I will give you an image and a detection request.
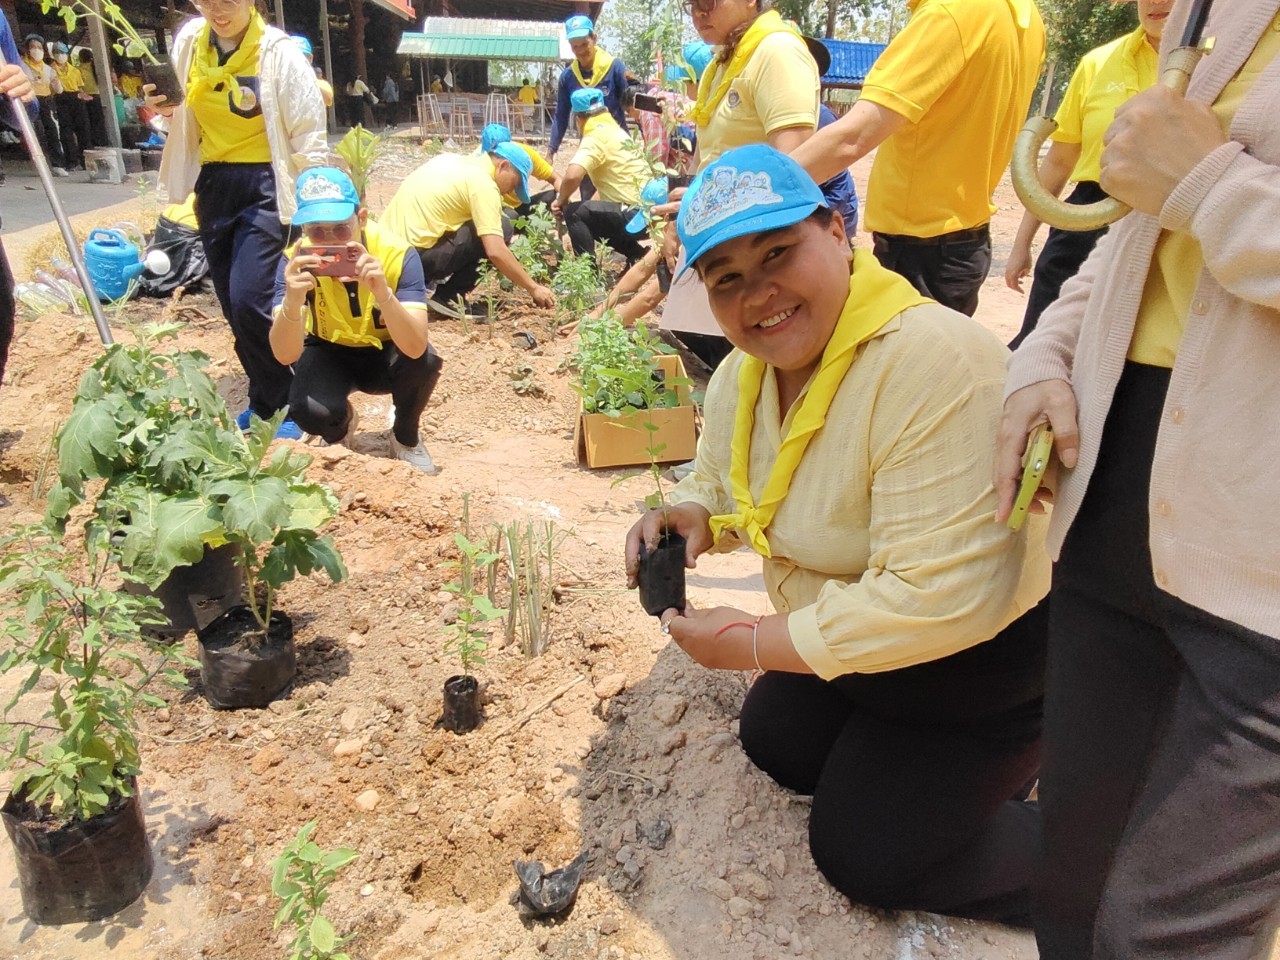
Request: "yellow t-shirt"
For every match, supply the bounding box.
[52,61,84,94]
[861,0,1046,237]
[1052,27,1158,184]
[188,34,272,164]
[380,153,505,249]
[120,74,143,98]
[163,193,199,228]
[23,58,54,98]
[696,32,819,168]
[497,142,555,207]
[1129,13,1280,367]
[79,62,100,96]
[569,115,648,205]
[518,85,538,105]
[316,77,334,108]
[669,263,1050,677]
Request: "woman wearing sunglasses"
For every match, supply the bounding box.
[148,0,327,438]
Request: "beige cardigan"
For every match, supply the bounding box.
[1007,0,1280,639]
[156,17,328,223]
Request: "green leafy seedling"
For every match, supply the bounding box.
[272,820,358,960]
[442,532,503,675]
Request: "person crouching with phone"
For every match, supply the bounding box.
[270,167,443,474]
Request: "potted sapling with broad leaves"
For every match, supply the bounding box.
[0,525,194,925]
[46,325,244,636]
[440,532,503,733]
[40,0,185,105]
[194,413,347,709]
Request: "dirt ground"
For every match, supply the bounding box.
[0,140,1037,960]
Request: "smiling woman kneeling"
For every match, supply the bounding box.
[625,145,1051,924]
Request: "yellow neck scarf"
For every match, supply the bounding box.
[188,12,265,110]
[689,10,800,128]
[571,47,615,88]
[709,250,932,557]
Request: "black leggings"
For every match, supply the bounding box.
[288,337,442,446]
[739,603,1048,925]
[563,200,646,262]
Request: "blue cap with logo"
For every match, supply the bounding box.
[291,35,313,57]
[565,14,594,40]
[625,177,670,234]
[676,144,827,279]
[480,122,511,154]
[489,141,532,204]
[293,166,361,226]
[570,87,605,114]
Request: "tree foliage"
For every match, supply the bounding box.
[1040,0,1137,92]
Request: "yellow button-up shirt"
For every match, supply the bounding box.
[670,280,1050,677]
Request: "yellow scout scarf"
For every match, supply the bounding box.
[288,222,410,349]
[570,47,615,88]
[709,250,932,557]
[188,11,266,110]
[689,10,801,127]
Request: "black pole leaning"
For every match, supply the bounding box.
[0,49,114,345]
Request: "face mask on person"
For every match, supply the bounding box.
[53,53,68,64]
[28,46,43,60]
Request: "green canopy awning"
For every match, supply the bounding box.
[397,32,562,60]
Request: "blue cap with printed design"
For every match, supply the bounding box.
[490,141,532,204]
[565,14,594,40]
[293,166,360,225]
[570,87,605,114]
[625,177,670,234]
[676,144,827,279]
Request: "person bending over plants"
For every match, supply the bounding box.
[625,145,1051,924]
[380,143,557,318]
[270,167,442,474]
[551,87,649,265]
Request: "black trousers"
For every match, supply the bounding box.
[84,94,106,147]
[53,92,89,168]
[512,189,557,223]
[195,163,293,417]
[872,224,992,316]
[564,200,646,262]
[289,337,442,446]
[1009,181,1109,350]
[739,603,1048,925]
[1038,361,1280,960]
[32,96,66,168]
[417,215,513,305]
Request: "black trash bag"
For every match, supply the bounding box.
[1,781,153,925]
[514,850,589,918]
[136,215,208,297]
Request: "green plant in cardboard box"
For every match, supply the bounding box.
[0,524,195,925]
[272,820,359,960]
[45,324,246,636]
[570,313,680,416]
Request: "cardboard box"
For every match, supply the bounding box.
[574,354,699,469]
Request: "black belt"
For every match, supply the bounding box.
[874,223,990,247]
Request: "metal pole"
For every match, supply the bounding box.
[87,0,123,151]
[274,0,286,29]
[320,0,336,129]
[0,51,113,345]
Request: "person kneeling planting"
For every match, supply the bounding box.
[270,167,443,474]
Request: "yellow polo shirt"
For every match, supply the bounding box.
[569,115,648,205]
[1129,14,1280,367]
[120,74,143,98]
[669,260,1049,677]
[23,58,54,98]
[697,32,819,168]
[380,153,505,249]
[518,85,538,104]
[79,61,100,96]
[52,61,84,94]
[496,142,554,207]
[861,0,1045,237]
[1052,27,1158,184]
[188,36,271,164]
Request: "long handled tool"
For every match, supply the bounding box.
[1010,0,1216,232]
[0,49,114,345]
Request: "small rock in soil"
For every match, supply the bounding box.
[249,745,286,775]
[727,897,753,919]
[706,878,735,901]
[334,738,364,758]
[651,695,687,727]
[593,673,627,700]
[339,705,366,733]
[355,789,380,812]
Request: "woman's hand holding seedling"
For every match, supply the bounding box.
[624,502,713,589]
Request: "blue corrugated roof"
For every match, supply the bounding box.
[820,39,888,87]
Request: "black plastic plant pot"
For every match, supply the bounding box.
[441,675,482,734]
[123,543,244,638]
[668,173,694,190]
[1,780,153,925]
[141,58,185,107]
[637,533,687,617]
[197,606,295,710]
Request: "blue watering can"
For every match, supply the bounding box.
[83,228,170,302]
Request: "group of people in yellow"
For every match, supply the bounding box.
[17,34,109,176]
[104,0,1280,955]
